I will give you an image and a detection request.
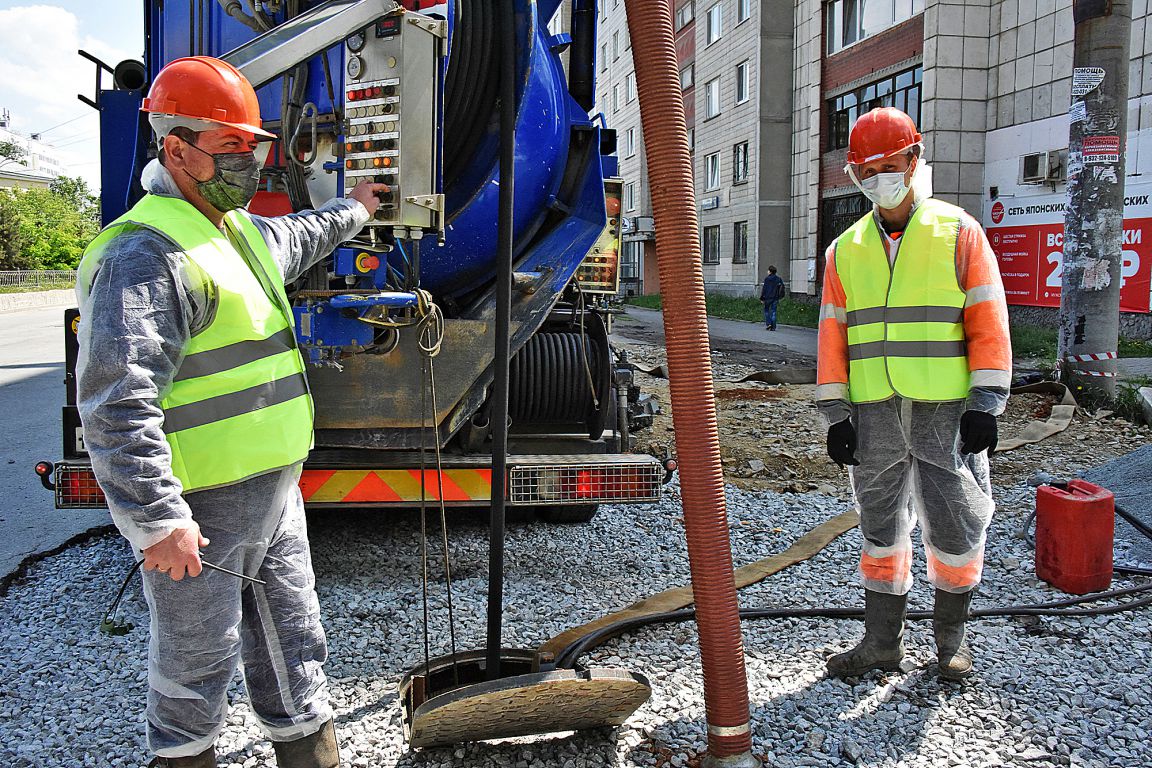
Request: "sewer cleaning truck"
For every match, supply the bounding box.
[38,0,667,522]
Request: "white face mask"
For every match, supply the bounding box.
[858,172,912,209]
[847,156,918,210]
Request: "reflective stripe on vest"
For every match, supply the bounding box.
[833,199,970,403]
[78,194,314,492]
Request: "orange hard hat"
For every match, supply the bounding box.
[846,107,922,165]
[141,56,275,139]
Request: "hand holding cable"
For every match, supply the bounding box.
[826,418,860,467]
[141,522,209,581]
[959,410,998,455]
[140,522,265,584]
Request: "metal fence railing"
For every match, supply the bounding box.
[0,270,78,288]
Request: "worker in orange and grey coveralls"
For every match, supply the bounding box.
[816,107,1012,681]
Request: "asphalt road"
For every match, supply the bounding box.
[611,305,819,373]
[0,305,109,582]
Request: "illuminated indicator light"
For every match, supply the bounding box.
[372,157,384,168]
[345,160,354,169]
[373,86,384,97]
[576,470,594,498]
[362,141,372,151]
[345,143,354,153]
[347,90,357,101]
[382,157,392,167]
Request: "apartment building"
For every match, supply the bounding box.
[0,109,66,189]
[791,0,1152,332]
[593,2,1152,328]
[596,0,662,295]
[597,1,794,297]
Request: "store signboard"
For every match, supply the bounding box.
[984,186,1152,314]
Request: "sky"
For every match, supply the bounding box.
[0,2,144,189]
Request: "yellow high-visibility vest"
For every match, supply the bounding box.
[832,198,970,403]
[78,194,313,492]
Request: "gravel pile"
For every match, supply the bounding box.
[2,479,1151,768]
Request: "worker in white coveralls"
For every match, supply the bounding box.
[815,107,1012,681]
[76,56,388,767]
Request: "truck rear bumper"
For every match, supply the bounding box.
[42,454,664,510]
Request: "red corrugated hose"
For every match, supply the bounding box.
[623,1,757,764]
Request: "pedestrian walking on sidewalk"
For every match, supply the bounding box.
[76,57,389,767]
[760,266,786,330]
[815,107,1012,681]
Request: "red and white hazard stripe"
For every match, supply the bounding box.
[1065,352,1118,363]
[1072,369,1118,378]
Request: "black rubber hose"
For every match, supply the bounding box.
[484,0,516,683]
[553,582,1152,669]
[1116,503,1152,543]
[443,0,499,189]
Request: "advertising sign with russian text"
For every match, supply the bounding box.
[984,187,1152,314]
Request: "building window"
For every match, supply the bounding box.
[627,71,637,102]
[733,221,749,264]
[826,0,925,55]
[706,3,723,44]
[827,66,922,151]
[687,128,696,152]
[680,64,695,90]
[735,61,750,104]
[705,77,721,119]
[600,43,607,70]
[676,2,695,29]
[705,151,721,190]
[737,0,751,23]
[625,181,638,212]
[613,84,621,112]
[733,141,749,183]
[613,31,620,59]
[626,127,637,157]
[703,225,721,264]
[621,240,640,280]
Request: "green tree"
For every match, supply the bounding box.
[0,192,28,268]
[0,140,27,169]
[50,175,100,224]
[0,182,101,270]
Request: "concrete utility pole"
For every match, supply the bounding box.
[1059,0,1132,399]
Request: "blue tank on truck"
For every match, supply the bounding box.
[42,0,664,522]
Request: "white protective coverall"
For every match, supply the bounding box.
[77,161,370,757]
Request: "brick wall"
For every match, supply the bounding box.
[815,19,926,215]
[823,16,924,93]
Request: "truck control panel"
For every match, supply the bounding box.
[342,11,445,241]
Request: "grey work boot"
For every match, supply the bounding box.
[148,747,216,767]
[934,588,975,681]
[272,719,340,768]
[827,590,908,678]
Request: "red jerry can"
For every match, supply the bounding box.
[1035,480,1115,595]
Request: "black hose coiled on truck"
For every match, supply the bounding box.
[509,332,604,426]
[443,0,500,190]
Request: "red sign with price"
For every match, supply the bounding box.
[983,189,1152,314]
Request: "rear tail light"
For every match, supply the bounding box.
[509,460,662,505]
[56,465,107,509]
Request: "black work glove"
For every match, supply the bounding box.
[959,410,998,455]
[827,419,860,467]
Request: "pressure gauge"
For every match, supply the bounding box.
[346,30,367,52]
[346,55,364,80]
